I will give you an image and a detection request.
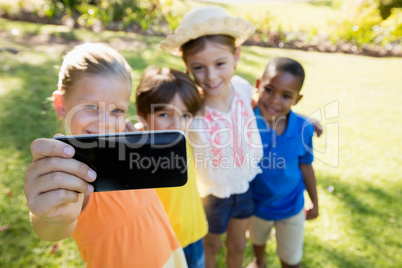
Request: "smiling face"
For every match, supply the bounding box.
[257,71,302,125]
[144,93,192,132]
[184,40,240,100]
[55,74,131,135]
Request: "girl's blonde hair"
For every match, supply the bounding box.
[58,43,132,96]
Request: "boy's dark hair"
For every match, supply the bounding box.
[136,66,202,117]
[264,57,305,91]
[181,35,236,63]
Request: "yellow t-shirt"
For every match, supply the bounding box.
[72,189,185,268]
[156,145,208,247]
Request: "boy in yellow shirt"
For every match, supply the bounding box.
[135,66,208,268]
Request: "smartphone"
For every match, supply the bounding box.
[55,130,188,192]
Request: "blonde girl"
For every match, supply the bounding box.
[24,43,187,268]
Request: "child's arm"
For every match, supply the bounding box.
[24,138,96,241]
[306,117,323,137]
[297,115,323,137]
[300,164,319,220]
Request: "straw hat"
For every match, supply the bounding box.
[160,6,255,56]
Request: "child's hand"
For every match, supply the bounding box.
[24,138,96,226]
[305,204,319,220]
[124,119,144,132]
[308,118,323,137]
[295,114,323,137]
[251,91,258,109]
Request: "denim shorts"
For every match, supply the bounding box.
[183,238,205,268]
[202,188,254,234]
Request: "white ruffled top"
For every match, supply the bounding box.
[189,76,263,198]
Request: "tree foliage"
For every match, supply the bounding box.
[40,0,184,32]
[378,0,402,19]
[328,0,402,47]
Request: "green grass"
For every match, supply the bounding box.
[1,12,402,268]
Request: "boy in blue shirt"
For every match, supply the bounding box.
[248,57,319,268]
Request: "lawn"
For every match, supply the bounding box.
[0,3,401,267]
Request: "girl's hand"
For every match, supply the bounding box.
[251,90,259,109]
[124,119,144,132]
[24,138,96,226]
[305,204,319,220]
[308,118,323,137]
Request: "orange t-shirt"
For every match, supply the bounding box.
[72,189,180,268]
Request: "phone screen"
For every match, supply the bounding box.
[55,131,188,192]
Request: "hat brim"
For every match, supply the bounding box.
[160,17,255,56]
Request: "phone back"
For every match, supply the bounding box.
[56,131,188,192]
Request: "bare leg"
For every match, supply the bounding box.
[203,232,222,268]
[225,217,250,268]
[281,260,301,268]
[246,244,267,268]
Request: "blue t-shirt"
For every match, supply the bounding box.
[251,108,314,221]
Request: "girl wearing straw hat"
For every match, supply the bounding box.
[161,6,263,268]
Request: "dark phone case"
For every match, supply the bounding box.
[55,131,188,192]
